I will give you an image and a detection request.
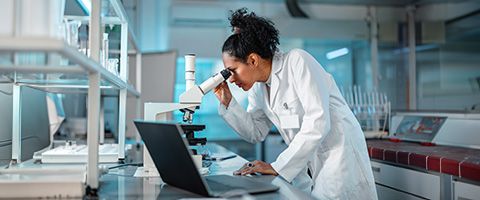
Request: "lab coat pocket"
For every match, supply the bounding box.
[277,97,302,129]
[276,96,301,114]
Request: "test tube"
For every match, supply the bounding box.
[102,33,109,69]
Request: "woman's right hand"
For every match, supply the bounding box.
[214,82,232,107]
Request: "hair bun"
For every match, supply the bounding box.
[229,8,250,33]
[223,8,279,62]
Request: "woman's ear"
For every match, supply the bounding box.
[248,53,260,68]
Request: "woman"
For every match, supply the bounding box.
[214,8,377,199]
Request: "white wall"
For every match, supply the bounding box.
[138,0,171,52]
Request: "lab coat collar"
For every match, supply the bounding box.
[265,73,272,87]
[269,51,283,106]
[271,51,283,74]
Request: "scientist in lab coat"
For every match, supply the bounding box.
[214,8,378,200]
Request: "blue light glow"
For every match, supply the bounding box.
[326,47,349,60]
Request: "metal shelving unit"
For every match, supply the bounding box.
[0,0,141,192]
[0,38,139,96]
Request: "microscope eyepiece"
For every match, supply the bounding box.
[220,68,232,80]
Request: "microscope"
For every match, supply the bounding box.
[179,55,232,124]
[136,54,231,177]
[178,54,231,145]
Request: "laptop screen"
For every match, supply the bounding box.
[134,120,210,196]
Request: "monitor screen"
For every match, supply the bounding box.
[393,116,447,142]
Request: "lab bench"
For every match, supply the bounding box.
[1,143,315,199]
[98,143,314,199]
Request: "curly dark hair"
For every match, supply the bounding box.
[222,8,280,63]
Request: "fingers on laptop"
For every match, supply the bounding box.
[233,162,249,175]
[233,161,252,175]
[240,166,260,176]
[233,160,263,176]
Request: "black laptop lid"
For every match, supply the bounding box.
[134,120,210,196]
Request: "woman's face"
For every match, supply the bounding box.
[222,53,257,91]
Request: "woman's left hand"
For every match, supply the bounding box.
[233,160,279,176]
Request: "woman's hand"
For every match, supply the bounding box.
[214,82,232,107]
[233,160,279,176]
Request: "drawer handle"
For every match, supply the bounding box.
[371,166,381,173]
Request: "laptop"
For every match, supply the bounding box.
[133,120,279,197]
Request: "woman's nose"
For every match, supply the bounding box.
[228,76,235,83]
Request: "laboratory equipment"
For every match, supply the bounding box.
[63,19,81,48]
[370,111,480,199]
[135,54,231,177]
[0,167,86,198]
[389,111,480,149]
[181,123,207,146]
[101,33,109,70]
[107,58,119,76]
[40,142,120,163]
[0,86,50,161]
[179,54,232,123]
[341,85,391,138]
[204,154,237,161]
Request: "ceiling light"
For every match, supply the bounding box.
[326,48,349,60]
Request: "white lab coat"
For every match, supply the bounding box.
[219,49,378,199]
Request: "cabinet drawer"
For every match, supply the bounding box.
[453,181,480,200]
[376,184,425,200]
[371,161,440,199]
